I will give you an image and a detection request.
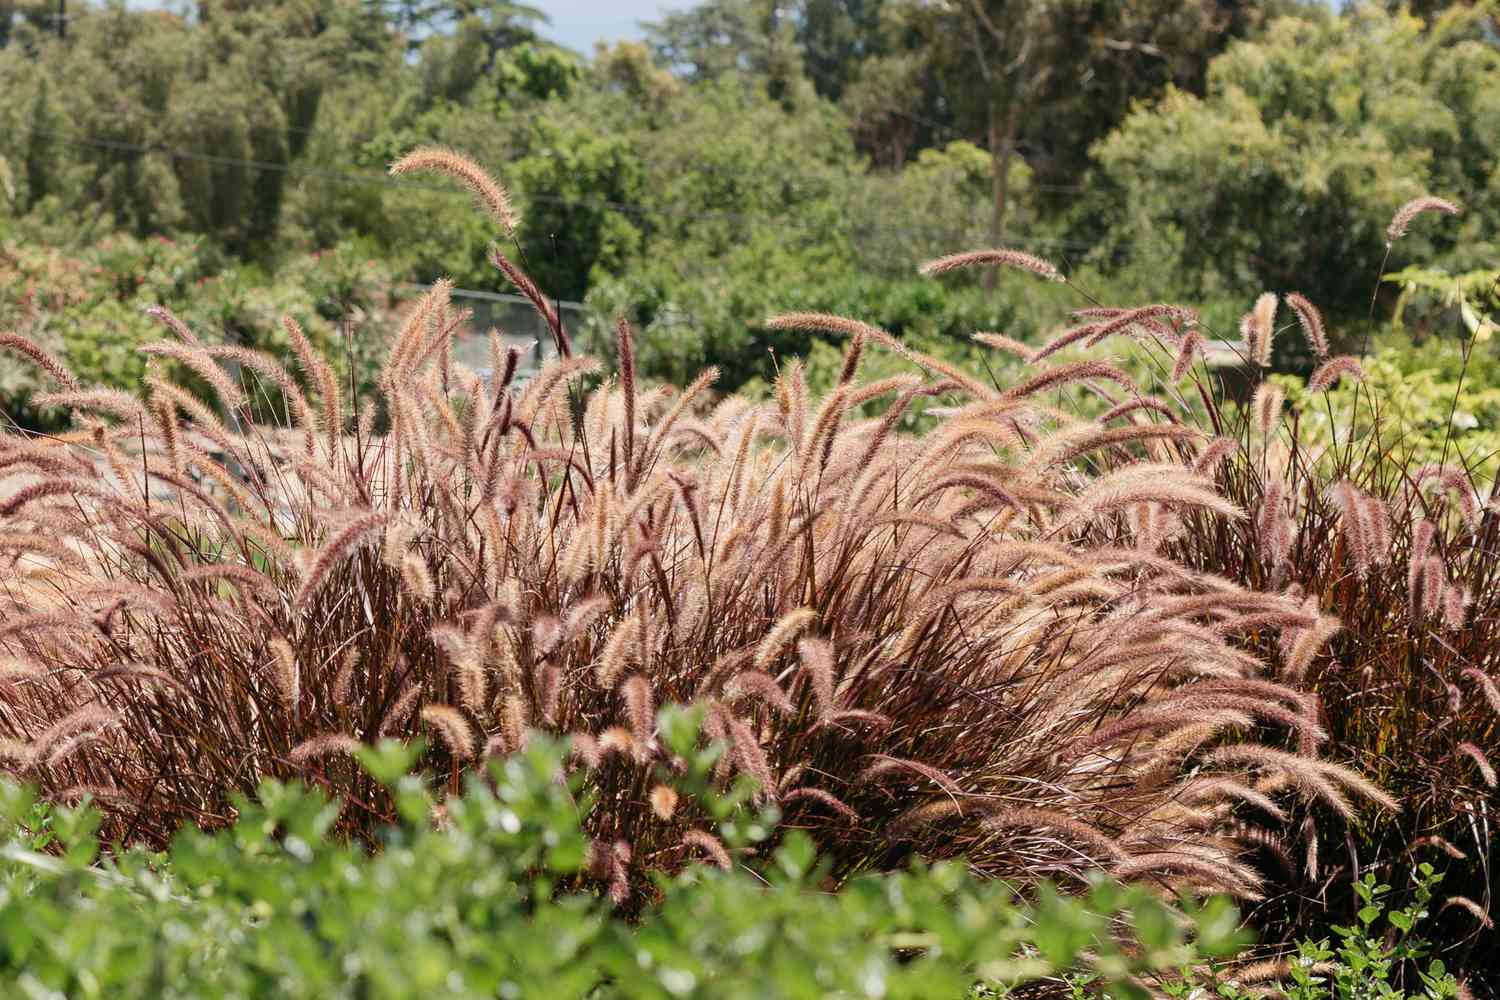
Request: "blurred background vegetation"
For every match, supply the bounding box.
[0,0,1497,454]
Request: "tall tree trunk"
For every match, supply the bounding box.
[986,98,1017,290]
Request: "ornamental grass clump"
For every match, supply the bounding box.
[0,149,1384,904]
[1160,361,1498,957]
[1016,192,1493,967]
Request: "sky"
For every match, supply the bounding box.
[532,0,677,54]
[120,1,681,54]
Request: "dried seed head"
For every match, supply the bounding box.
[391,147,519,239]
[1284,292,1329,359]
[421,704,476,761]
[754,608,817,672]
[1308,356,1365,393]
[919,248,1062,282]
[650,784,679,820]
[269,638,299,711]
[1387,195,1460,244]
[1252,382,1285,439]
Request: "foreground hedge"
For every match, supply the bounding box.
[0,727,1252,999]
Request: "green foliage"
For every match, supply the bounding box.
[1151,870,1461,999]
[0,731,1245,998]
[1274,337,1500,480]
[0,233,396,429]
[511,116,645,300]
[1386,262,1500,340]
[1081,5,1498,334]
[0,1,393,254]
[1277,867,1460,1000]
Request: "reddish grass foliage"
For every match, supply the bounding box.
[0,150,1386,906]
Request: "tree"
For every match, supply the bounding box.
[647,0,810,106]
[371,0,546,60]
[0,1,399,254]
[1077,5,1500,339]
[863,0,1286,284]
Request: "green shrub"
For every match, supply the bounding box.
[0,731,1248,999]
[0,234,397,429]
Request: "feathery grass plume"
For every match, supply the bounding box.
[619,675,655,756]
[1031,323,1103,362]
[797,638,837,718]
[1359,493,1392,566]
[919,248,1063,282]
[682,829,732,870]
[400,550,435,606]
[421,704,476,761]
[206,344,318,451]
[1329,481,1374,575]
[594,613,643,688]
[616,316,638,480]
[1082,303,1195,348]
[1001,360,1134,402]
[1442,583,1470,630]
[649,784,679,820]
[837,329,865,386]
[33,387,148,424]
[724,671,795,714]
[1284,292,1329,359]
[1192,437,1236,476]
[1462,668,1500,716]
[1062,464,1242,526]
[1441,896,1494,930]
[754,608,817,672]
[23,704,120,763]
[0,168,1381,909]
[1455,742,1495,787]
[1250,293,1279,367]
[0,656,42,679]
[1386,195,1461,244]
[1412,463,1480,529]
[782,786,859,823]
[1307,356,1365,393]
[138,342,246,408]
[0,477,119,518]
[1039,423,1201,469]
[972,331,1034,360]
[726,716,777,797]
[643,367,720,464]
[491,249,571,358]
[295,512,389,608]
[767,312,995,399]
[1408,835,1466,860]
[1098,398,1180,425]
[0,332,80,391]
[1416,556,1445,619]
[269,638,300,712]
[1283,615,1340,682]
[390,147,519,240]
[288,734,360,765]
[861,755,964,798]
[143,376,232,452]
[385,288,437,378]
[1171,330,1203,382]
[282,316,341,441]
[1410,517,1437,565]
[1252,382,1284,438]
[142,304,202,347]
[1207,746,1400,816]
[1255,478,1290,567]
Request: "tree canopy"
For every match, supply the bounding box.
[0,0,1493,405]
